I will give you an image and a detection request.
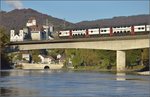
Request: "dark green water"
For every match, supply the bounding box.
[0,70,150,97]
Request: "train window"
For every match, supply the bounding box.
[138,28,141,30]
[59,32,61,35]
[104,30,107,32]
[101,30,103,32]
[142,27,144,29]
[91,31,93,33]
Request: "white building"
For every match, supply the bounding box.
[38,55,55,64]
[22,54,30,61]
[10,30,24,42]
[10,17,54,41]
[30,25,44,40]
[26,17,36,27]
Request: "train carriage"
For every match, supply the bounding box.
[134,24,150,35]
[58,24,149,39]
[58,30,70,38]
[112,26,132,35]
[146,25,150,31]
[72,29,87,38]
[134,25,146,32]
[88,28,100,36]
[100,27,112,36]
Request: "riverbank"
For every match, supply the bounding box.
[71,65,150,75]
[73,65,145,71]
[14,62,64,70]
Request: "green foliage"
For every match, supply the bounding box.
[47,49,65,59]
[0,27,12,69]
[64,49,116,69]
[30,50,41,63]
[0,27,9,51]
[126,49,141,66]
[142,48,149,60]
[141,48,149,66]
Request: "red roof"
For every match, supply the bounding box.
[29,25,43,31]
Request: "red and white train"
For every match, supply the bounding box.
[58,24,150,38]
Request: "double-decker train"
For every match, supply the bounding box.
[58,24,150,38]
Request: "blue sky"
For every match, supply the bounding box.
[1,0,149,23]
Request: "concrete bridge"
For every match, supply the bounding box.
[9,35,150,72]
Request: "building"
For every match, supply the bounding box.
[22,53,32,63]
[38,55,55,64]
[26,17,36,27]
[10,30,24,41]
[43,22,54,40]
[10,17,54,42]
[30,25,44,40]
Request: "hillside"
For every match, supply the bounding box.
[0,8,74,34]
[0,8,150,33]
[75,14,150,29]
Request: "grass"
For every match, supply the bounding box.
[71,65,145,73]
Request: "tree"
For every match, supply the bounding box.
[0,27,12,69]
[141,48,149,66]
[30,50,41,63]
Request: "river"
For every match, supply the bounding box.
[0,70,150,97]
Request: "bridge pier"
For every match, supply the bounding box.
[116,50,126,72]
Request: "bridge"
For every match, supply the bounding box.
[9,35,150,72]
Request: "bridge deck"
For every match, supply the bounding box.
[9,34,149,45]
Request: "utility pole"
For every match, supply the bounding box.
[45,19,49,39]
[63,18,66,29]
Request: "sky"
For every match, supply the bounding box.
[1,0,149,23]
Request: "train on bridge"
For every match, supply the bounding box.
[9,23,150,43]
[58,24,150,38]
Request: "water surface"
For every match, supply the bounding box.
[0,70,150,97]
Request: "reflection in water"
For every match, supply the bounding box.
[0,70,149,96]
[115,72,126,95]
[116,72,126,81]
[0,70,11,77]
[1,87,12,96]
[0,87,39,96]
